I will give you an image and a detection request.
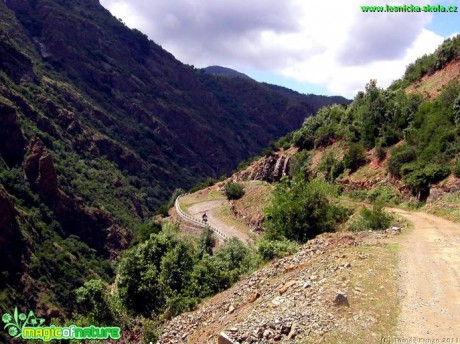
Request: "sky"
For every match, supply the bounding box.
[99,0,459,98]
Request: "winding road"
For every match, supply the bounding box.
[187,200,251,243]
[391,208,460,338]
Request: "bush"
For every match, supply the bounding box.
[387,145,417,177]
[75,279,115,324]
[403,164,450,199]
[349,204,393,232]
[368,186,401,205]
[257,239,298,261]
[288,150,310,178]
[343,143,366,171]
[453,159,460,177]
[318,152,344,182]
[224,182,245,200]
[198,226,216,257]
[264,178,347,242]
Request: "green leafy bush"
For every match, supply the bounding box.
[264,178,347,242]
[117,225,254,318]
[374,144,386,161]
[452,159,460,177]
[403,164,450,199]
[387,145,417,177]
[75,279,115,324]
[257,239,298,261]
[368,186,401,205]
[224,182,245,200]
[349,204,393,232]
[343,143,366,171]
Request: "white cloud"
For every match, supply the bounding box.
[100,0,445,97]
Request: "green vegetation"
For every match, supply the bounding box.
[348,204,393,232]
[116,223,256,319]
[224,182,245,200]
[264,177,348,242]
[292,73,459,200]
[348,185,402,206]
[257,238,298,261]
[395,35,460,87]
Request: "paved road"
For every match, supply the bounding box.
[390,208,460,338]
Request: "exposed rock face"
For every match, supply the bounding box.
[0,185,23,285]
[427,176,460,203]
[24,137,58,202]
[23,137,130,257]
[235,153,291,183]
[0,101,26,166]
[0,40,35,83]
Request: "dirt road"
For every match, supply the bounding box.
[188,200,251,243]
[390,208,460,338]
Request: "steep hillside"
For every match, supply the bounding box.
[0,0,348,328]
[406,57,460,98]
[159,231,400,344]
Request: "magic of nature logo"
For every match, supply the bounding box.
[2,307,121,341]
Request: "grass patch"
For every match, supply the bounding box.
[425,191,460,223]
[179,189,225,212]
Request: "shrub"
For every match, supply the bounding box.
[257,239,298,261]
[288,150,310,178]
[264,178,347,242]
[387,145,417,177]
[198,226,216,257]
[404,164,450,199]
[349,204,392,232]
[318,152,344,182]
[75,279,115,324]
[368,186,401,205]
[343,143,366,171]
[453,160,460,177]
[224,182,245,200]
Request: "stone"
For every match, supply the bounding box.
[228,305,235,314]
[272,296,285,306]
[263,329,271,339]
[218,332,237,344]
[279,280,298,295]
[247,290,260,303]
[287,322,297,340]
[333,293,350,307]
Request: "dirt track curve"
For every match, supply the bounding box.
[390,208,460,338]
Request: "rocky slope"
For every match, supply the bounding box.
[158,231,399,344]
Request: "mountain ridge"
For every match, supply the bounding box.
[0,0,348,328]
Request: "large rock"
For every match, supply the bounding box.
[23,137,130,257]
[235,152,290,183]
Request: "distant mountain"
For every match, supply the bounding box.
[0,0,348,322]
[203,65,252,79]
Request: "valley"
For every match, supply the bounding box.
[0,0,460,343]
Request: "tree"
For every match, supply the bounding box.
[198,226,215,257]
[76,279,115,324]
[264,178,346,242]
